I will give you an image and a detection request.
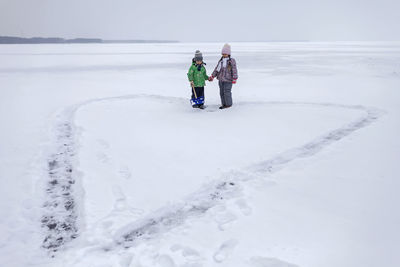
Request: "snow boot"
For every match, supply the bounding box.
[219,105,232,109]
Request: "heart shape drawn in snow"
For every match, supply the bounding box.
[41,94,382,252]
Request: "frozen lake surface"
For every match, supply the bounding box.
[0,42,399,267]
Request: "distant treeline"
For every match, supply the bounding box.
[0,36,179,44]
[0,36,102,44]
[103,40,179,43]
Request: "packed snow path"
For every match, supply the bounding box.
[41,94,383,255]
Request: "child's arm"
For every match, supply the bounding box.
[231,58,238,80]
[203,67,209,81]
[212,58,222,78]
[187,65,194,83]
[211,65,219,78]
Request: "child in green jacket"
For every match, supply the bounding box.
[187,50,209,109]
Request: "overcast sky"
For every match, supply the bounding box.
[1,0,399,41]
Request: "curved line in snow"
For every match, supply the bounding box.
[40,94,384,254]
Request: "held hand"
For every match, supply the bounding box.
[232,79,237,84]
[208,76,214,82]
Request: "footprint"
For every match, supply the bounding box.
[180,263,203,267]
[119,253,134,267]
[170,244,183,252]
[96,139,111,164]
[235,199,252,216]
[112,185,125,199]
[101,220,113,229]
[182,247,201,258]
[213,239,238,263]
[214,211,237,231]
[155,254,176,267]
[97,139,110,149]
[119,166,132,180]
[170,244,203,262]
[249,256,299,267]
[97,152,110,163]
[112,186,127,210]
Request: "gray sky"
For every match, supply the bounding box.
[1,0,400,41]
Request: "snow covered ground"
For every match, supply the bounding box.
[0,42,399,267]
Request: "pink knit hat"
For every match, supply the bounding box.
[221,43,231,55]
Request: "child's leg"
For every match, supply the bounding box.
[195,87,204,98]
[191,86,198,107]
[219,81,226,106]
[194,87,205,106]
[223,82,233,106]
[197,87,205,101]
[191,86,196,100]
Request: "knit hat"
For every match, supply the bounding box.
[221,43,231,55]
[194,50,203,61]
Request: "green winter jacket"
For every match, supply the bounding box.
[187,63,209,87]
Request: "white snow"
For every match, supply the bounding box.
[0,42,399,267]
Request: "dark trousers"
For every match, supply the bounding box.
[191,86,204,100]
[219,81,233,106]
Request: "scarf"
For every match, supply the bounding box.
[216,57,229,72]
